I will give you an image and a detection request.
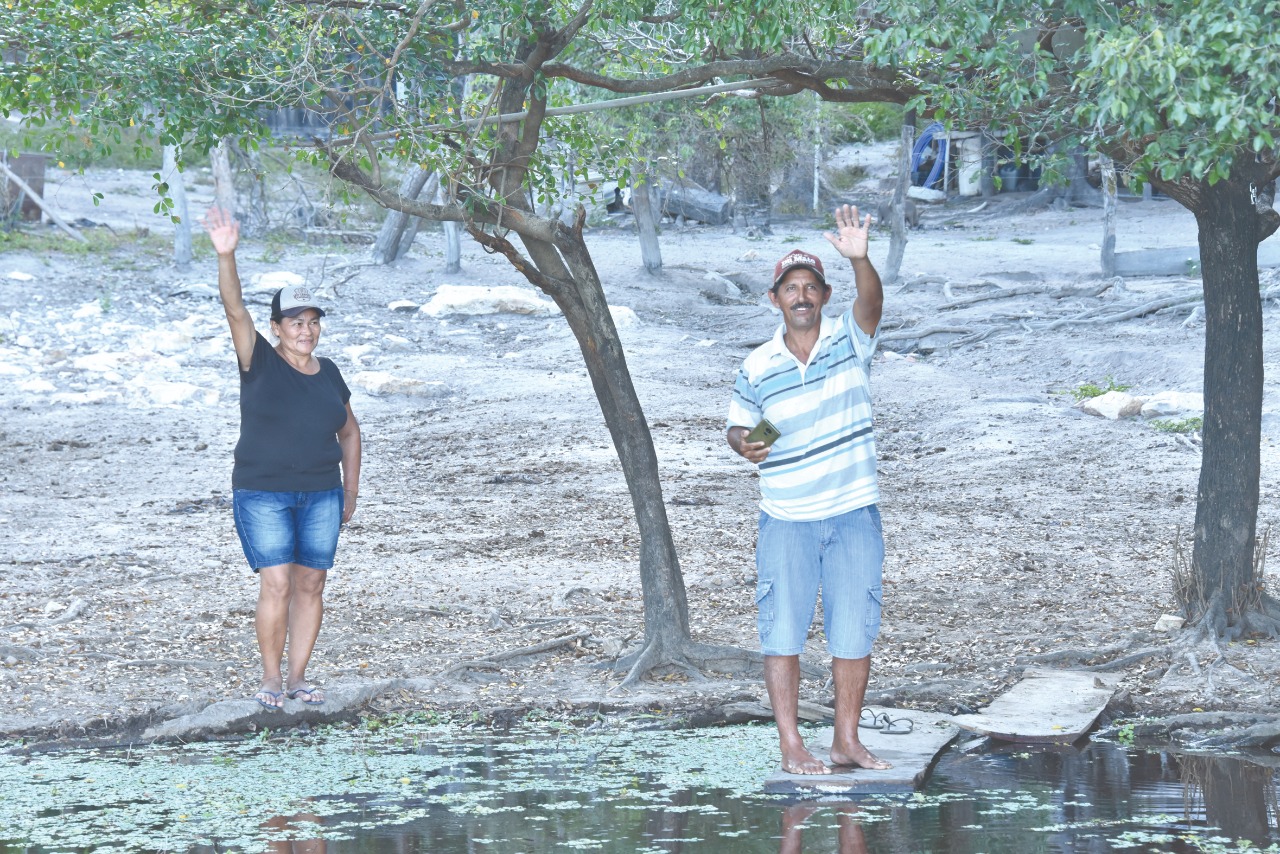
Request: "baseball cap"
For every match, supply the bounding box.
[773,250,826,289]
[271,286,326,321]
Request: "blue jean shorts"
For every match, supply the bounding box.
[232,487,344,571]
[755,504,884,659]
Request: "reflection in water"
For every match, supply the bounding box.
[1180,753,1279,845]
[3,724,1279,853]
[779,803,867,854]
[262,812,327,854]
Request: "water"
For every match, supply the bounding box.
[1,719,1277,853]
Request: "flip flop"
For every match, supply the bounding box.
[859,708,891,730]
[879,716,914,735]
[286,685,325,706]
[254,689,284,711]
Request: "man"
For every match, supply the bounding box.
[727,204,888,775]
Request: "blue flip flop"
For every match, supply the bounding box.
[254,689,284,711]
[287,685,325,706]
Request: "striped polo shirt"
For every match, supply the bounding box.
[728,306,879,521]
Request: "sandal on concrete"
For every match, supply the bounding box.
[859,708,891,730]
[254,689,284,712]
[880,716,914,735]
[286,685,325,706]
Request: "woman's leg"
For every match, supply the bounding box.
[255,563,293,708]
[285,565,327,701]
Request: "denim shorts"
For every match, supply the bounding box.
[232,487,344,571]
[755,504,884,659]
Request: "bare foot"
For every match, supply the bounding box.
[829,742,892,771]
[781,746,831,775]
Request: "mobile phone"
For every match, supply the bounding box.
[745,418,781,447]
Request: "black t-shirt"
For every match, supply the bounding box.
[233,332,352,491]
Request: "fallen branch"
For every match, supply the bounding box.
[0,160,89,244]
[879,324,974,344]
[1082,646,1169,671]
[1046,292,1201,329]
[940,283,1051,310]
[47,597,89,626]
[440,630,589,677]
[114,658,224,670]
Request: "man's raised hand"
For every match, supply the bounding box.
[823,204,872,261]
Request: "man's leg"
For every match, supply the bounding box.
[828,655,890,770]
[765,654,828,775]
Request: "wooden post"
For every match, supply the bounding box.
[1100,155,1116,278]
[0,159,87,243]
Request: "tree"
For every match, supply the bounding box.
[2,0,910,684]
[863,0,1280,636]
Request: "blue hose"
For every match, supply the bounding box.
[911,122,947,189]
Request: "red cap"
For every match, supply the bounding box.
[773,250,826,288]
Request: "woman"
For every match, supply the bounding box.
[205,206,362,711]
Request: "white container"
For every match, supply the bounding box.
[955,133,984,197]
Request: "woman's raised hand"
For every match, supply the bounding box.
[203,206,240,257]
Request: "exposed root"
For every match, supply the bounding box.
[613,639,771,691]
[1082,647,1169,672]
[440,631,589,677]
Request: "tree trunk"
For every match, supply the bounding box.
[632,177,662,274]
[1100,156,1116,278]
[1188,177,1264,634]
[162,145,192,267]
[439,177,461,273]
[371,167,434,264]
[883,121,913,285]
[210,138,235,218]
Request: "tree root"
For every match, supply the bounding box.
[1082,647,1169,672]
[1099,711,1280,746]
[440,631,589,677]
[613,639,782,691]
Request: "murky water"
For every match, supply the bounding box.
[2,719,1277,853]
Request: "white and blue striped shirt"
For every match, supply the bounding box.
[728,307,879,521]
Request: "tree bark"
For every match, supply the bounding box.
[162,145,192,267]
[210,138,235,218]
[883,120,913,285]
[371,167,434,264]
[632,177,662,274]
[440,177,462,273]
[1188,175,1264,634]
[1100,156,1116,278]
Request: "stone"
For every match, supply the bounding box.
[907,186,948,204]
[419,284,559,317]
[6,271,35,281]
[1078,390,1144,419]
[249,271,306,293]
[388,300,419,313]
[349,370,448,397]
[610,305,640,329]
[1141,391,1204,419]
[1154,614,1186,632]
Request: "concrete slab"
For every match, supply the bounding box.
[948,667,1121,744]
[763,708,960,795]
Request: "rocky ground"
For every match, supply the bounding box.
[2,161,1279,748]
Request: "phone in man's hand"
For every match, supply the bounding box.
[745,418,781,447]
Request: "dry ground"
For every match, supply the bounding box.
[2,165,1279,743]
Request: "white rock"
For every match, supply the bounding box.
[383,334,414,351]
[18,378,56,393]
[0,362,29,377]
[50,390,122,405]
[388,300,419,313]
[350,370,447,397]
[1078,390,1144,420]
[610,305,640,329]
[1154,614,1185,632]
[130,328,194,355]
[169,282,220,299]
[134,380,219,406]
[1141,391,1204,419]
[250,271,306,293]
[419,284,560,317]
[7,271,35,282]
[342,344,375,366]
[72,302,103,319]
[72,352,130,372]
[44,601,66,615]
[907,186,948,203]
